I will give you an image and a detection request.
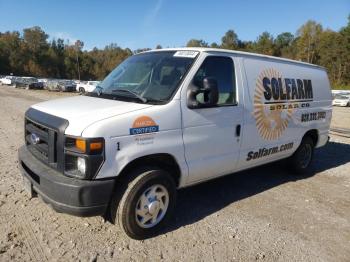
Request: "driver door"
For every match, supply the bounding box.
[181,55,243,184]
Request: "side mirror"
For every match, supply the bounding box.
[187,77,219,109]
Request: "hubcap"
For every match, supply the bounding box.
[135,184,169,228]
[299,143,312,169]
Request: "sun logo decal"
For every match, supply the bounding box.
[253,68,294,140]
[129,116,159,135]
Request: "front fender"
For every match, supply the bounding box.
[95,129,188,187]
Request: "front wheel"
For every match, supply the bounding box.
[288,136,314,174]
[110,167,176,239]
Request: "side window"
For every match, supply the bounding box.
[193,56,236,105]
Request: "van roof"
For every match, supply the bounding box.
[144,47,325,70]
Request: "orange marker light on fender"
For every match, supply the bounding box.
[90,142,103,152]
[75,139,86,152]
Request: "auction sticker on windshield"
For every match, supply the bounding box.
[173,51,199,58]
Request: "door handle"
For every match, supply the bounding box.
[236,124,241,137]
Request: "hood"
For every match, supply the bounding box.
[32,96,153,136]
[334,97,350,102]
[333,98,349,102]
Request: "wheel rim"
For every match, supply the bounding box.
[299,143,312,169]
[135,184,169,229]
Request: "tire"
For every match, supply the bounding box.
[79,87,85,94]
[110,167,176,240]
[288,136,314,174]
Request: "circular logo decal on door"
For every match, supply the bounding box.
[253,68,294,140]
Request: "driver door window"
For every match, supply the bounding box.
[193,56,236,105]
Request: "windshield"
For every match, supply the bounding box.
[335,94,349,100]
[95,51,198,103]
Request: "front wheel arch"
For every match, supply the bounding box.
[116,153,181,188]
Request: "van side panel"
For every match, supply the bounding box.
[237,57,332,170]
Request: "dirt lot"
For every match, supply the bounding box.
[0,86,349,262]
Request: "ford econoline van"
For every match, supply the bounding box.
[18,48,332,239]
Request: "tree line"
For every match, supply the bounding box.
[0,16,349,88]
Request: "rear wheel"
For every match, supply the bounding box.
[110,167,176,240]
[289,136,314,174]
[79,87,85,94]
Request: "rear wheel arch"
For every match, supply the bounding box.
[288,132,316,174]
[302,129,318,146]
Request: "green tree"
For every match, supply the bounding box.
[221,30,239,50]
[318,30,347,85]
[254,31,275,55]
[74,40,84,80]
[50,38,65,78]
[339,15,350,85]
[238,40,254,52]
[0,31,23,74]
[186,39,209,47]
[274,32,294,57]
[23,26,50,76]
[64,45,79,79]
[210,42,219,48]
[296,20,323,63]
[23,26,48,52]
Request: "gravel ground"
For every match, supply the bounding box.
[0,86,349,262]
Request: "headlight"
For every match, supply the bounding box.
[64,136,105,179]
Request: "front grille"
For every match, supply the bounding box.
[25,118,57,165]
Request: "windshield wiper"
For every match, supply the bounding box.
[111,89,147,103]
[144,98,167,104]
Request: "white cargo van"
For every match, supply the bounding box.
[18,48,332,239]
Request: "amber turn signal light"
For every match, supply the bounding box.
[75,138,103,153]
[75,139,86,152]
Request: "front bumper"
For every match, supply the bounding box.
[18,145,115,216]
[332,103,347,107]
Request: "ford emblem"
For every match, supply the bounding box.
[30,133,40,145]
